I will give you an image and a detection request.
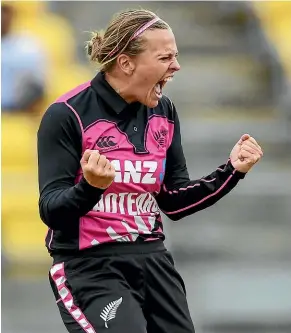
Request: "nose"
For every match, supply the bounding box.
[170,58,181,72]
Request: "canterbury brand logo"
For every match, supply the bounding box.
[100,297,123,328]
[95,136,117,149]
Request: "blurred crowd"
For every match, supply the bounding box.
[1,1,94,272]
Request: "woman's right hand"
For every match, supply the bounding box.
[80,149,115,189]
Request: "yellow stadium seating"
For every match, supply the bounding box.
[1,2,93,269]
[2,1,47,19]
[252,2,291,77]
[14,13,77,67]
[2,172,49,265]
[1,114,38,173]
[46,63,93,102]
[1,114,48,266]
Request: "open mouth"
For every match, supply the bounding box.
[154,76,174,98]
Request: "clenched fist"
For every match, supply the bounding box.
[80,149,115,189]
[230,134,263,173]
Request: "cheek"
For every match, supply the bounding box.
[135,64,164,88]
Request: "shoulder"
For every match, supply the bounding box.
[39,102,82,135]
[43,102,71,119]
[54,81,92,104]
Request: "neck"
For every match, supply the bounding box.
[105,71,136,104]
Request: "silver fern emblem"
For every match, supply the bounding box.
[100,297,123,328]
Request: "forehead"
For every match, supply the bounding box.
[142,29,177,54]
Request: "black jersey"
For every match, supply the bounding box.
[37,72,245,254]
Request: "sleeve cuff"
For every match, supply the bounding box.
[77,176,106,197]
[227,160,247,179]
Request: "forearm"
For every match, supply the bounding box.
[156,159,245,221]
[39,177,105,229]
[37,102,105,230]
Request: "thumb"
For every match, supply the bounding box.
[238,133,250,145]
[80,149,97,167]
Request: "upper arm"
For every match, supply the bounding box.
[163,101,190,189]
[37,102,82,196]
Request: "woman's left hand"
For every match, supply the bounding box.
[230,134,263,174]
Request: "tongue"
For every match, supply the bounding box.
[155,83,162,95]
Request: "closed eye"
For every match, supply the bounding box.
[160,53,179,62]
[160,56,171,61]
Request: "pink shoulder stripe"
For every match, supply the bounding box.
[55,81,91,103]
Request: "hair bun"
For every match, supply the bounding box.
[87,42,93,56]
[87,32,103,60]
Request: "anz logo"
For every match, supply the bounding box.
[111,160,158,184]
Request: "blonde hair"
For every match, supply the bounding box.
[85,9,170,72]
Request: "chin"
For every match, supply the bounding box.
[145,99,159,108]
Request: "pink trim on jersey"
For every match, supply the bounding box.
[50,263,97,333]
[164,178,217,194]
[53,81,89,153]
[144,238,162,242]
[163,170,236,215]
[163,160,231,194]
[84,118,137,152]
[55,81,91,103]
[48,229,54,250]
[64,102,85,136]
[217,159,231,172]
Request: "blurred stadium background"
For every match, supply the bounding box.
[1,1,291,333]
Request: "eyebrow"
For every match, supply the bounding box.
[157,51,179,57]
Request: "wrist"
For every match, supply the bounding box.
[228,159,247,179]
[79,176,107,193]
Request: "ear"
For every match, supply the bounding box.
[116,54,135,75]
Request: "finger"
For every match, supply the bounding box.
[109,162,115,172]
[87,151,101,167]
[106,166,116,178]
[240,149,261,164]
[242,140,262,152]
[247,136,261,147]
[238,150,244,161]
[240,143,260,156]
[244,137,262,151]
[97,155,107,168]
[81,149,92,164]
[238,133,251,145]
[242,141,263,157]
[104,159,113,170]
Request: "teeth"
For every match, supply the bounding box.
[164,77,173,82]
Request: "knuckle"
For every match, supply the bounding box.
[96,166,105,175]
[86,166,95,174]
[108,171,115,179]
